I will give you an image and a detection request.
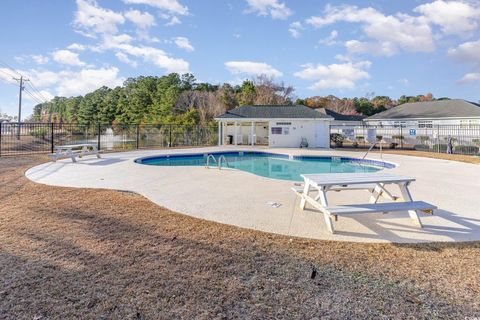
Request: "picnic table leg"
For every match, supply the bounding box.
[92,145,101,158]
[369,183,383,204]
[369,183,398,203]
[299,181,310,209]
[51,148,60,162]
[318,189,334,233]
[398,182,422,227]
[66,149,76,163]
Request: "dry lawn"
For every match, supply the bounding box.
[343,148,480,165]
[0,156,479,319]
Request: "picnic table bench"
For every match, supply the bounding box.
[292,173,436,234]
[49,143,101,162]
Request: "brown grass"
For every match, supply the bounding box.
[341,148,480,165]
[0,156,479,319]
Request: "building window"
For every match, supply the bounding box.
[271,127,282,134]
[276,122,291,125]
[393,121,406,128]
[418,121,433,128]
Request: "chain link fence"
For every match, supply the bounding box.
[330,124,480,155]
[0,123,218,156]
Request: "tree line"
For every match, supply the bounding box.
[32,73,295,125]
[31,72,448,125]
[295,93,449,116]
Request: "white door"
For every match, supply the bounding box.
[315,123,329,148]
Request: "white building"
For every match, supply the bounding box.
[364,99,480,128]
[215,105,333,148]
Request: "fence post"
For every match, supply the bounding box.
[0,122,2,157]
[400,126,403,149]
[51,123,54,153]
[136,124,139,149]
[97,123,101,151]
[169,124,172,147]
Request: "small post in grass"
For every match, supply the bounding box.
[51,123,54,154]
[97,123,101,151]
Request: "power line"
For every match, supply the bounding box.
[24,88,45,105]
[0,68,18,80]
[0,59,22,77]
[26,81,50,103]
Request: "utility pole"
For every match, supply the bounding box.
[13,76,29,139]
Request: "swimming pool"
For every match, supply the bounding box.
[136,151,395,181]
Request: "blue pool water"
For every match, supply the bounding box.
[136,151,394,181]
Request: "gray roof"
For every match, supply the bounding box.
[215,105,333,120]
[367,99,480,120]
[317,108,366,121]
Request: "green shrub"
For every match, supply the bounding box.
[376,135,383,141]
[414,144,430,151]
[432,144,448,152]
[330,133,345,147]
[355,135,364,141]
[389,142,399,149]
[455,145,479,154]
[472,139,480,146]
[30,128,49,138]
[392,135,404,140]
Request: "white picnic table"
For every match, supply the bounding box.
[49,143,101,162]
[293,173,436,234]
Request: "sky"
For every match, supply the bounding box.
[0,0,479,117]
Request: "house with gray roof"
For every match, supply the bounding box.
[214,105,333,148]
[365,99,480,128]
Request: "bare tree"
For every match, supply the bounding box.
[253,75,295,105]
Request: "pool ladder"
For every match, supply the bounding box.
[205,154,229,170]
[362,141,383,160]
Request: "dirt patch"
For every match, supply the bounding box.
[339,148,480,165]
[1,156,479,319]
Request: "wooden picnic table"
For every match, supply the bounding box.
[49,143,101,163]
[294,173,436,234]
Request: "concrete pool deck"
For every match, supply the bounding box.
[25,147,480,243]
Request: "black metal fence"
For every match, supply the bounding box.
[0,122,218,156]
[330,124,480,155]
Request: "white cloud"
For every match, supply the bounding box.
[115,44,190,73]
[246,0,292,20]
[0,68,18,84]
[67,43,86,51]
[399,78,410,86]
[225,61,283,78]
[123,0,188,15]
[448,39,480,84]
[52,49,86,67]
[19,67,123,97]
[15,54,49,65]
[24,89,54,103]
[448,39,480,64]
[319,30,339,46]
[165,16,181,26]
[31,55,49,64]
[414,0,480,36]
[294,61,371,90]
[57,68,123,96]
[173,37,194,52]
[115,52,138,67]
[458,72,480,83]
[345,40,398,56]
[125,9,156,29]
[306,5,435,55]
[289,21,303,38]
[74,0,125,36]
